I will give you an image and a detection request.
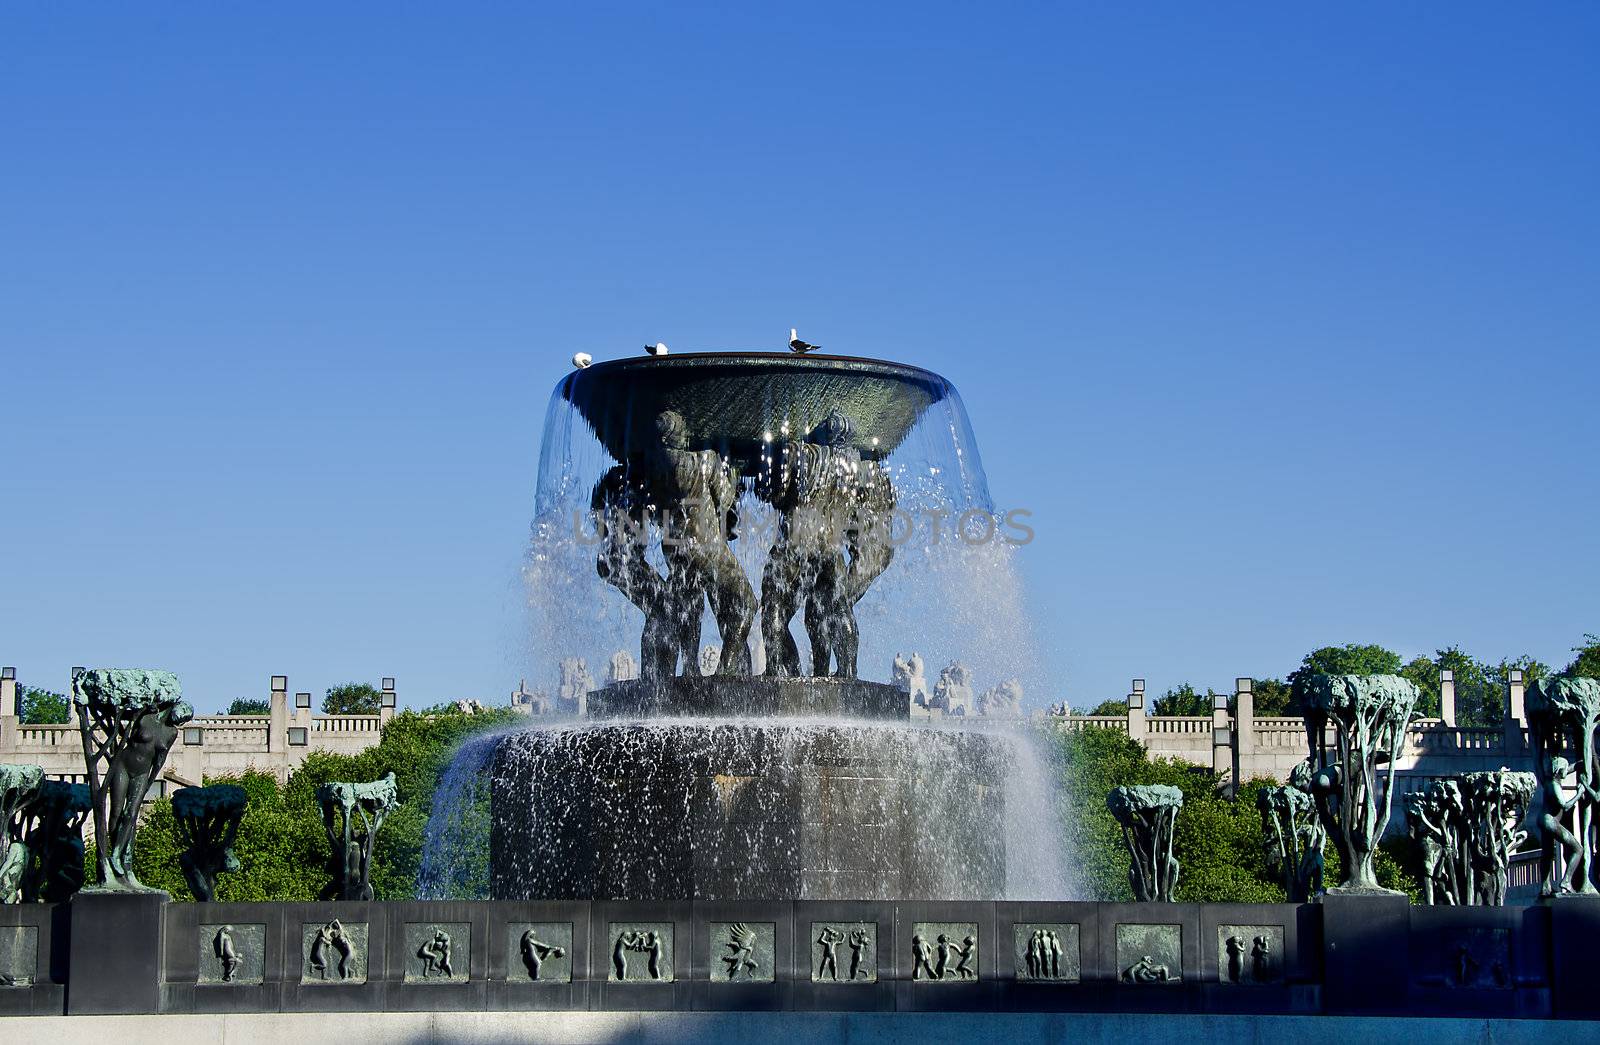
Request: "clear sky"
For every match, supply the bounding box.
[2,4,1596,712]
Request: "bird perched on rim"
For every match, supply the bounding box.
[789,328,820,354]
[571,352,592,369]
[645,342,669,357]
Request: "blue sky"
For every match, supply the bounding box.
[2,4,1596,711]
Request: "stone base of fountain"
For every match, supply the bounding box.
[585,676,910,721]
[488,717,1012,901]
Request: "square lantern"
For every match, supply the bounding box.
[183,727,205,746]
[295,692,312,709]
[1,666,14,681]
[288,727,309,746]
[1441,668,1454,683]
[1235,677,1252,694]
[271,675,288,692]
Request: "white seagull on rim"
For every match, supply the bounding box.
[645,342,669,357]
[789,328,821,354]
[572,352,592,369]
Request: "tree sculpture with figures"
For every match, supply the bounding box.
[171,784,248,902]
[1526,675,1600,897]
[72,668,194,892]
[1302,673,1418,894]
[1107,783,1183,902]
[316,772,399,901]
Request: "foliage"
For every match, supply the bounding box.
[1563,635,1600,680]
[323,682,383,715]
[124,706,520,900]
[1046,724,1418,903]
[1287,644,1403,703]
[19,686,70,724]
[225,698,271,716]
[1150,682,1213,717]
[1084,698,1128,717]
[1250,678,1292,717]
[1399,655,1441,718]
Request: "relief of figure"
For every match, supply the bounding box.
[520,929,566,980]
[309,919,355,980]
[758,410,894,679]
[417,930,453,978]
[1025,930,1040,978]
[213,925,240,983]
[721,922,759,980]
[613,929,666,980]
[911,934,935,980]
[953,935,976,979]
[933,933,953,979]
[1123,955,1174,984]
[1224,935,1244,983]
[817,926,844,980]
[1047,930,1062,978]
[1251,935,1271,982]
[847,928,868,980]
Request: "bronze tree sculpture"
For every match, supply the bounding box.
[72,668,193,892]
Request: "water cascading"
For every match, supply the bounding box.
[422,351,1066,901]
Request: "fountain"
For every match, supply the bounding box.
[429,351,1063,902]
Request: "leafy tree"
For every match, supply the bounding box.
[1249,678,1293,717]
[1563,635,1600,679]
[323,681,383,715]
[1084,698,1128,717]
[1151,682,1213,717]
[225,698,271,716]
[1399,655,1441,718]
[1288,644,1403,695]
[18,686,70,724]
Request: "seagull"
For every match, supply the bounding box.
[645,342,669,357]
[789,328,821,354]
[572,352,592,369]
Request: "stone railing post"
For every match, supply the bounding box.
[1504,667,1527,753]
[1440,667,1456,726]
[269,675,289,752]
[380,676,397,724]
[1211,691,1233,793]
[1125,678,1147,745]
[0,666,17,746]
[1234,677,1254,779]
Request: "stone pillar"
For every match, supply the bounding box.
[1439,667,1456,726]
[1234,677,1254,782]
[380,676,397,724]
[0,666,17,745]
[1211,691,1233,793]
[1506,667,1526,724]
[1504,667,1527,754]
[293,691,313,726]
[1125,678,1147,745]
[269,675,289,752]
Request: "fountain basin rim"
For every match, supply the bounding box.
[567,351,952,385]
